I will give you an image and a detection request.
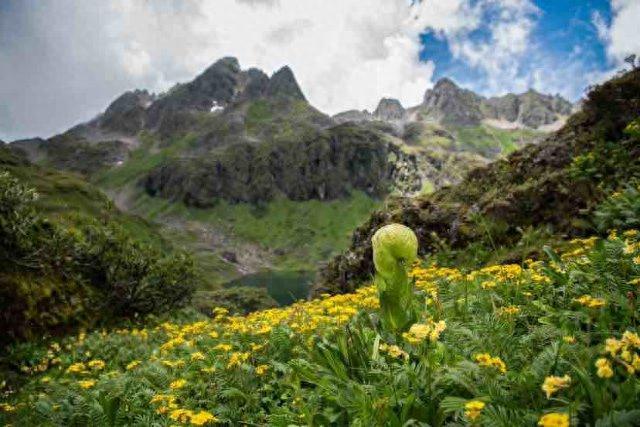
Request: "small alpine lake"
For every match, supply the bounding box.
[223,270,315,306]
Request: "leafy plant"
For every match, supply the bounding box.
[372,223,419,333]
[594,184,640,232]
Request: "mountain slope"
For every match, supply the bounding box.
[0,146,197,345]
[7,57,574,290]
[315,68,640,295]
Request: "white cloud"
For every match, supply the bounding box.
[594,0,640,63]
[0,0,623,140]
[418,0,540,95]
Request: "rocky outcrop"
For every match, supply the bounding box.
[143,124,394,206]
[421,78,485,126]
[374,98,406,121]
[483,89,573,128]
[8,138,47,163]
[332,110,373,124]
[145,58,308,133]
[100,89,155,134]
[419,78,573,129]
[265,66,306,100]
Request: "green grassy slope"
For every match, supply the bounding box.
[451,124,542,156]
[89,129,382,285]
[1,147,163,246]
[129,191,381,278]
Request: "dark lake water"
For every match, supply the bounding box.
[223,270,315,306]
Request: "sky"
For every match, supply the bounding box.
[0,0,638,141]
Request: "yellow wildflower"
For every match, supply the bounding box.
[538,412,570,427]
[402,320,446,344]
[87,360,105,370]
[379,343,409,360]
[170,408,194,423]
[605,338,622,356]
[77,379,96,389]
[213,343,232,352]
[595,358,614,378]
[66,362,87,374]
[563,336,576,344]
[481,280,498,289]
[170,379,187,390]
[542,375,571,398]
[191,352,206,361]
[226,352,250,369]
[496,305,520,317]
[474,353,507,373]
[126,360,141,370]
[0,403,17,413]
[255,364,270,376]
[573,295,606,309]
[622,330,640,348]
[190,410,218,425]
[464,400,485,421]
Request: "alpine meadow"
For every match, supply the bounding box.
[1,1,640,426]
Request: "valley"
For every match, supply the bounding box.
[6,57,572,306]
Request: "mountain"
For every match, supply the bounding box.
[335,77,573,130]
[6,57,574,290]
[418,77,485,126]
[315,68,640,296]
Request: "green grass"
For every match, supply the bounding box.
[92,132,197,190]
[130,190,381,273]
[451,124,542,156]
[1,149,165,247]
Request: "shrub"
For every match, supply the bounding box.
[0,171,197,345]
[594,184,640,232]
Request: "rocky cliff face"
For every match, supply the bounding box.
[482,89,573,128]
[143,125,398,206]
[419,78,573,129]
[100,90,155,135]
[420,78,485,126]
[374,98,406,121]
[334,78,573,130]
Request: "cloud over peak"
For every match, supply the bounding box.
[0,0,638,141]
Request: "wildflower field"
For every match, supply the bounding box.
[2,225,640,426]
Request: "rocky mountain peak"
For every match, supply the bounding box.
[100,89,155,134]
[265,65,306,101]
[433,77,459,91]
[374,98,406,121]
[483,89,574,128]
[422,78,484,126]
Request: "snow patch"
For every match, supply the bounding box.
[210,101,224,113]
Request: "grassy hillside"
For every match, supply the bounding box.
[3,230,640,425]
[1,146,165,246]
[90,130,382,285]
[451,124,542,156]
[0,147,196,345]
[129,191,381,282]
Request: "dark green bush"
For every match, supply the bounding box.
[0,171,197,345]
[594,184,640,232]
